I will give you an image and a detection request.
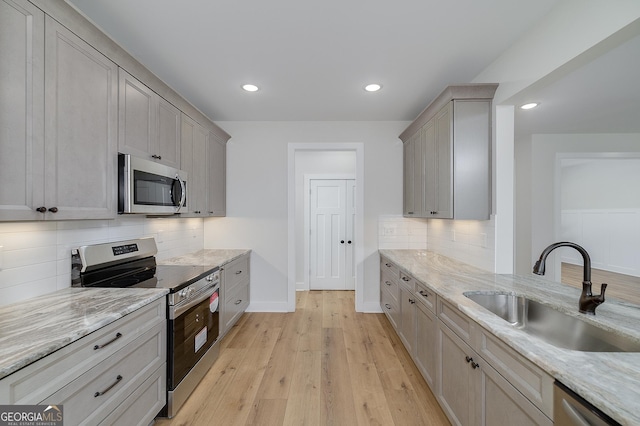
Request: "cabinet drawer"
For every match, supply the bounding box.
[437,299,474,344]
[415,281,436,312]
[380,286,400,330]
[399,272,416,292]
[224,254,250,295]
[476,329,554,418]
[222,282,249,332]
[42,320,166,426]
[380,268,399,303]
[380,257,400,277]
[0,298,165,404]
[99,365,166,426]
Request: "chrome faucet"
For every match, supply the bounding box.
[532,242,607,315]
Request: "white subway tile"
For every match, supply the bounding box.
[3,246,56,269]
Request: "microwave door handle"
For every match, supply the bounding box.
[176,174,186,212]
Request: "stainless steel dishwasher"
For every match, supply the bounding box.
[554,381,621,426]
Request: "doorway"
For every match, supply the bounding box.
[287,143,364,312]
[306,177,356,290]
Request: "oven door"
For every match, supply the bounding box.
[119,153,187,214]
[168,284,219,389]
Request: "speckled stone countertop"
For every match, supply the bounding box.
[158,249,251,268]
[379,249,640,425]
[0,287,167,380]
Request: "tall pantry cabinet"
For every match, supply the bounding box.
[400,84,497,220]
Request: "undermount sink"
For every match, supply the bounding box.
[463,291,640,352]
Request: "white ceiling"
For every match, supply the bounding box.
[512,29,640,138]
[66,0,559,122]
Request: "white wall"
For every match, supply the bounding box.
[204,121,406,312]
[519,133,640,279]
[472,0,640,274]
[0,216,204,306]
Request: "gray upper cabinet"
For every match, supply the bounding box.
[0,4,117,221]
[118,69,181,169]
[0,0,45,220]
[400,85,497,220]
[180,114,226,217]
[44,17,118,220]
[207,132,226,216]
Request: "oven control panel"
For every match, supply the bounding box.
[169,270,220,306]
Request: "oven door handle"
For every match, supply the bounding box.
[170,284,219,319]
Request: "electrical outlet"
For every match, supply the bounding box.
[383,227,396,236]
[481,233,487,248]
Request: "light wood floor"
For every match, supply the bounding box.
[561,263,640,306]
[156,290,450,426]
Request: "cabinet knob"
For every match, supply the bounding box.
[36,206,47,213]
[347,240,352,244]
[48,207,58,213]
[340,240,345,244]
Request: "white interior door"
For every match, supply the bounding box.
[310,179,355,290]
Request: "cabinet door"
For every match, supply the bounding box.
[412,130,424,217]
[44,17,117,220]
[0,0,44,220]
[477,362,552,426]
[118,68,154,160]
[399,284,416,354]
[434,102,453,219]
[207,132,226,216]
[437,321,477,426]
[156,97,181,169]
[403,137,415,216]
[415,301,437,389]
[191,124,209,215]
[422,118,437,216]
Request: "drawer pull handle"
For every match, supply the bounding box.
[384,304,392,310]
[94,375,122,397]
[385,263,392,267]
[401,276,410,282]
[419,290,429,297]
[409,298,415,304]
[94,332,122,350]
[385,281,392,286]
[235,270,242,275]
[235,299,243,305]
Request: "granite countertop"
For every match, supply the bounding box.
[158,248,251,268]
[0,287,168,380]
[379,249,640,425]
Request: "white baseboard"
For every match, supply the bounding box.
[359,301,383,313]
[245,301,291,313]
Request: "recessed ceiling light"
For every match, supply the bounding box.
[520,102,539,110]
[242,84,259,92]
[364,83,382,92]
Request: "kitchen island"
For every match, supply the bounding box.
[380,249,640,425]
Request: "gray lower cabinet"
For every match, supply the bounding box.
[0,299,166,426]
[118,68,181,169]
[220,253,251,336]
[0,3,117,220]
[436,298,553,426]
[380,256,553,426]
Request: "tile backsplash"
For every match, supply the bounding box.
[378,215,495,272]
[0,217,204,306]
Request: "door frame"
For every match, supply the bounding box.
[287,143,364,312]
[304,174,356,291]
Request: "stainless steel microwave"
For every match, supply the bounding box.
[118,153,187,214]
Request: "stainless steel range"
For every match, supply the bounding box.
[72,237,220,418]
